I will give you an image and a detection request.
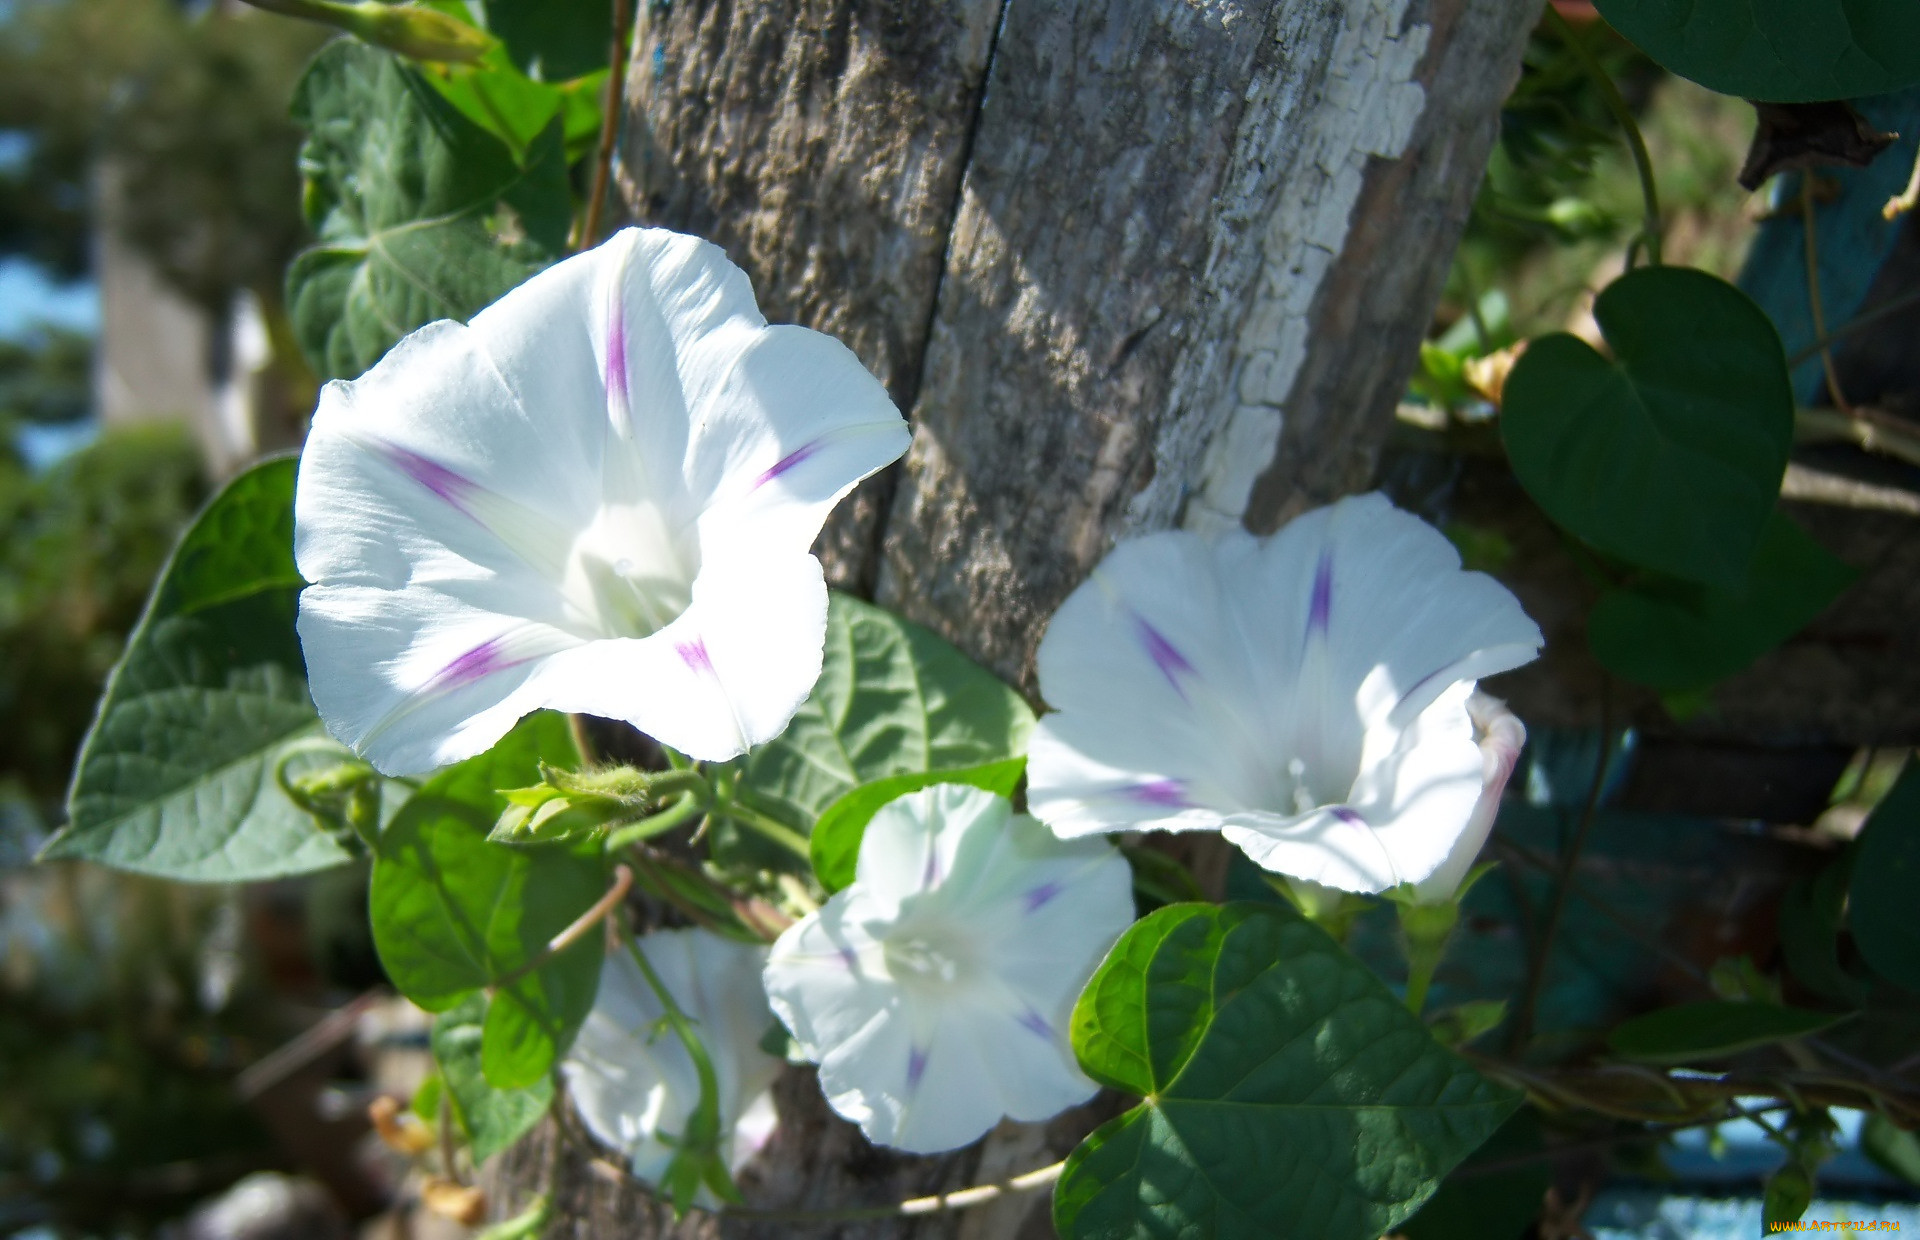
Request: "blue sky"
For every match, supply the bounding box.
[0,258,97,340]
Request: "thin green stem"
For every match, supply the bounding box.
[1801,175,1854,414]
[490,865,633,992]
[719,800,812,861]
[605,795,703,852]
[1546,4,1661,265]
[1510,689,1614,1054]
[621,917,736,1207]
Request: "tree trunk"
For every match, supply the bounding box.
[493,1,1539,1235]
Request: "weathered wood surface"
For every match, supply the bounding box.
[500,0,1542,1236]
[879,0,1540,687]
[621,0,1001,595]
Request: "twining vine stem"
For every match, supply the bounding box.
[574,0,634,251]
[1800,175,1855,416]
[1545,4,1662,266]
[489,864,634,992]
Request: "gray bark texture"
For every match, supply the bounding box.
[492,0,1538,1235]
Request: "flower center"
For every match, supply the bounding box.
[882,933,972,987]
[562,501,700,639]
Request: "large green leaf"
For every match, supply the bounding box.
[287,38,571,381]
[738,593,1034,828]
[1586,512,1855,693]
[1850,761,1920,992]
[808,758,1026,892]
[1501,266,1793,587]
[370,712,606,1088]
[432,993,554,1162]
[1607,1001,1844,1064]
[45,458,353,881]
[1056,903,1518,1240]
[1593,0,1920,103]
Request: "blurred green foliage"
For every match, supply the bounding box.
[0,425,206,808]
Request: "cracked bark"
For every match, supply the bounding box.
[490,1,1540,1236]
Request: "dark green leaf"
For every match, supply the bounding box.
[1586,511,1855,693]
[740,593,1034,828]
[1850,760,1920,992]
[432,994,553,1162]
[417,52,565,165]
[1764,1161,1814,1228]
[808,758,1026,892]
[1501,266,1793,586]
[1592,0,1920,103]
[1057,903,1518,1240]
[45,458,354,881]
[287,39,570,380]
[478,0,614,80]
[1607,1001,1843,1064]
[369,713,605,1087]
[1779,848,1869,1005]
[1861,1112,1920,1187]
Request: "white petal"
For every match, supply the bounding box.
[530,550,828,761]
[1222,681,1485,892]
[763,891,895,1064]
[1028,531,1288,829]
[690,325,911,561]
[1414,692,1527,902]
[562,929,782,1201]
[1312,494,1542,728]
[296,583,580,775]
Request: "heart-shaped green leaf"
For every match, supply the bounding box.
[1593,0,1920,103]
[287,39,571,380]
[808,758,1027,892]
[432,993,554,1161]
[1501,266,1793,587]
[370,712,606,1088]
[45,458,355,881]
[1586,511,1855,693]
[1850,760,1920,993]
[1608,1001,1844,1064]
[737,593,1034,832]
[1056,902,1518,1240]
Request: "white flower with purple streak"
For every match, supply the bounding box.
[1026,492,1542,893]
[563,928,782,1201]
[294,227,909,774]
[761,783,1132,1154]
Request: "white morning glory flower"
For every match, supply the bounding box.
[562,928,783,1198]
[1026,492,1543,894]
[294,227,910,774]
[762,784,1133,1154]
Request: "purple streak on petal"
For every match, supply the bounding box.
[1023,880,1065,914]
[1126,778,1190,809]
[754,438,825,489]
[906,1046,929,1091]
[1306,547,1334,640]
[1016,1007,1054,1040]
[676,638,716,676]
[920,843,942,890]
[1133,614,1195,697]
[1331,806,1365,827]
[605,301,629,407]
[425,637,522,694]
[838,945,860,972]
[1393,664,1449,714]
[378,441,480,516]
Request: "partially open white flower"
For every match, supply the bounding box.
[295,227,910,774]
[562,929,782,1198]
[762,784,1133,1154]
[1027,493,1542,893]
[1412,691,1528,903]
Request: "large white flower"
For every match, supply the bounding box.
[562,928,782,1199]
[1027,492,1542,893]
[295,227,910,774]
[762,784,1133,1154]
